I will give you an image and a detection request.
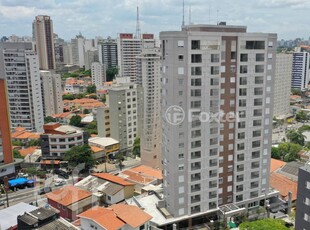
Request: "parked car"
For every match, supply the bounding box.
[0,200,5,206]
[37,187,52,195]
[54,169,69,179]
[55,180,66,187]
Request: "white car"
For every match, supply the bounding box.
[54,180,66,187]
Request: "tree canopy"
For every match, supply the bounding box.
[239,218,288,230]
[69,115,82,127]
[133,137,141,157]
[286,130,306,146]
[63,144,95,171]
[86,84,96,94]
[44,116,56,124]
[106,67,118,81]
[13,149,23,159]
[296,110,308,122]
[272,142,302,162]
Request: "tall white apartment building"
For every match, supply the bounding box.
[136,48,162,169]
[40,70,63,117]
[71,35,85,67]
[160,24,276,217]
[33,15,56,70]
[91,62,106,90]
[63,43,73,64]
[117,33,155,82]
[273,53,293,117]
[0,42,44,132]
[84,48,98,70]
[292,52,309,89]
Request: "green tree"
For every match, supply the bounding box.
[76,93,85,99]
[296,111,308,122]
[239,218,288,230]
[85,121,98,134]
[83,109,90,114]
[62,94,75,100]
[86,84,96,94]
[88,94,98,99]
[286,130,305,146]
[100,94,106,103]
[278,142,302,162]
[133,137,141,157]
[291,89,302,96]
[271,147,281,159]
[12,140,23,146]
[299,125,310,133]
[106,67,118,81]
[69,115,82,127]
[13,149,23,159]
[44,116,56,124]
[63,144,95,171]
[26,139,41,147]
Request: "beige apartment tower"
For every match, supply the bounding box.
[160,24,277,217]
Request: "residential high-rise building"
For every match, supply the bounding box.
[33,15,56,70]
[91,62,106,90]
[273,53,293,117]
[102,83,143,152]
[160,24,276,217]
[63,43,73,65]
[136,48,162,169]
[40,70,63,117]
[295,164,310,229]
[84,48,98,70]
[0,78,15,180]
[291,52,309,89]
[0,42,44,132]
[117,33,155,82]
[71,35,85,67]
[98,37,118,69]
[54,33,65,64]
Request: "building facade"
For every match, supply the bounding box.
[296,165,310,229]
[40,70,63,117]
[98,37,118,69]
[71,35,85,68]
[91,62,106,90]
[84,48,98,70]
[136,48,162,169]
[0,42,44,132]
[273,53,293,117]
[117,33,155,82]
[0,79,15,179]
[33,15,56,70]
[291,52,309,89]
[40,123,88,160]
[160,24,276,217]
[108,83,143,151]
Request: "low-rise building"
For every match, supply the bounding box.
[46,185,94,221]
[11,127,40,144]
[78,204,152,230]
[17,207,78,229]
[63,98,104,111]
[88,136,120,159]
[75,173,135,205]
[40,123,88,160]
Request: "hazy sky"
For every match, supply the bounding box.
[0,0,309,40]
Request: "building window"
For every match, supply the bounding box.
[191,40,200,50]
[191,54,202,63]
[178,55,184,61]
[240,54,248,62]
[240,65,247,74]
[246,41,265,49]
[191,67,202,76]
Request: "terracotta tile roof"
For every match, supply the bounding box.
[90,146,103,153]
[269,172,298,201]
[92,173,135,186]
[290,95,301,100]
[130,165,163,180]
[270,158,286,173]
[121,170,153,185]
[78,207,125,230]
[110,204,152,228]
[52,112,72,118]
[19,147,38,157]
[11,129,40,139]
[46,185,92,206]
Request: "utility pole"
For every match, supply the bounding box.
[3,176,9,207]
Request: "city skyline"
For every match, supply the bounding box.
[0,0,310,40]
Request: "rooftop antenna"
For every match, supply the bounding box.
[216,9,219,25]
[182,0,185,27]
[189,5,192,25]
[209,6,211,24]
[135,1,141,39]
